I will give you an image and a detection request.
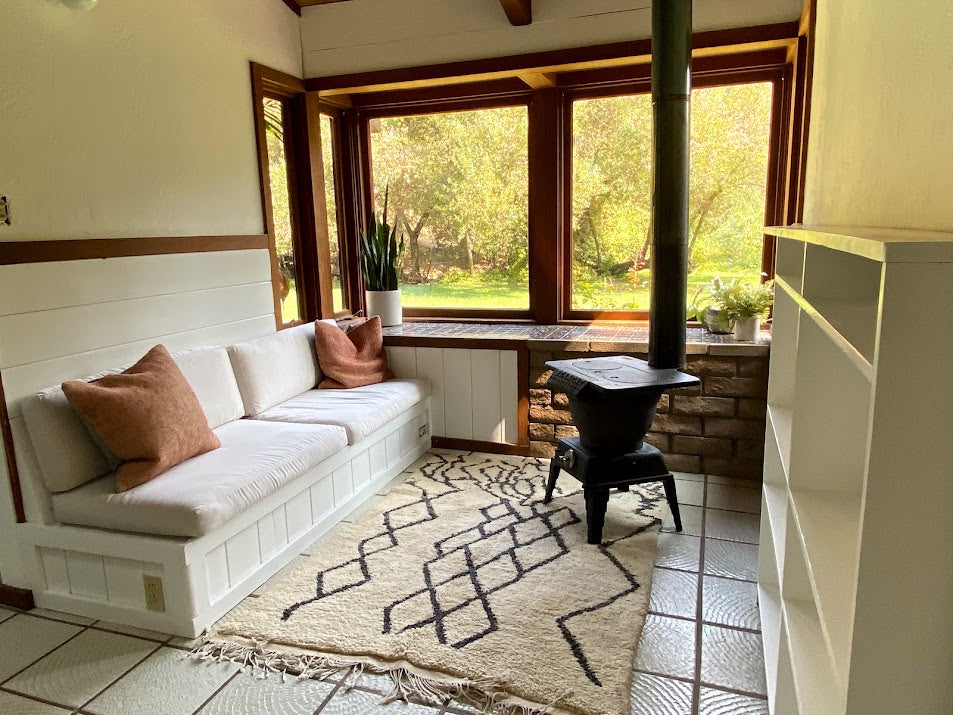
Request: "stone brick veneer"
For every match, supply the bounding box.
[382,322,770,481]
[529,347,769,481]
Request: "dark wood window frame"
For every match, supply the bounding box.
[269,20,812,325]
[559,57,791,322]
[251,63,339,327]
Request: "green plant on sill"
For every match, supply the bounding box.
[686,277,729,322]
[359,186,405,291]
[718,278,774,320]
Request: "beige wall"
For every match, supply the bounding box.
[803,0,953,230]
[299,0,802,77]
[0,0,302,240]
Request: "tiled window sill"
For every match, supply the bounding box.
[381,322,771,356]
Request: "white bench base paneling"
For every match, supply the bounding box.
[16,402,431,637]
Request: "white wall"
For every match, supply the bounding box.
[803,0,953,231]
[299,0,802,77]
[0,0,302,588]
[0,0,302,239]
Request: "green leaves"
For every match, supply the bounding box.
[716,278,775,320]
[360,186,405,291]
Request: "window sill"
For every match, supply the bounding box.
[382,321,771,356]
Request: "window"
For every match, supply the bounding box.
[262,95,303,326]
[367,105,530,312]
[569,80,776,313]
[320,112,346,313]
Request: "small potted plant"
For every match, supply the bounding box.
[687,278,732,334]
[359,188,405,327]
[719,279,774,341]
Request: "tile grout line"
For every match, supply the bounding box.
[0,684,79,711]
[188,668,242,715]
[656,564,757,585]
[76,641,165,712]
[313,671,350,714]
[0,621,92,689]
[690,476,709,715]
[645,609,761,635]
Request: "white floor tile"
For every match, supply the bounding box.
[649,568,698,620]
[5,628,156,708]
[674,478,705,507]
[87,647,238,715]
[28,608,96,626]
[630,672,694,714]
[93,620,170,642]
[0,615,83,681]
[705,484,761,514]
[705,508,761,544]
[704,540,759,582]
[320,686,441,714]
[699,686,768,714]
[0,606,17,623]
[672,471,704,482]
[654,533,702,572]
[167,635,205,650]
[702,576,761,631]
[0,690,70,714]
[661,504,703,537]
[700,625,766,696]
[634,614,697,680]
[199,670,334,715]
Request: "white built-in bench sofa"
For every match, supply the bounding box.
[13,322,431,636]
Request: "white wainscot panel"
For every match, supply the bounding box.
[414,348,445,436]
[442,348,473,439]
[386,346,417,378]
[470,349,502,442]
[500,350,519,444]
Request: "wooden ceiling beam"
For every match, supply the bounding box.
[518,71,556,89]
[499,0,532,26]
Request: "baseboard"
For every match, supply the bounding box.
[0,582,35,610]
[432,436,531,456]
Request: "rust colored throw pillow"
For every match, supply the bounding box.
[315,316,395,389]
[62,345,220,492]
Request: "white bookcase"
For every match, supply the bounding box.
[759,226,953,715]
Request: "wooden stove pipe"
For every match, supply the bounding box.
[648,0,692,369]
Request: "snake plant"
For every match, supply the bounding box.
[359,187,405,291]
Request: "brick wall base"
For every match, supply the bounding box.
[528,350,769,481]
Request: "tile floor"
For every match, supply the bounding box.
[0,465,765,715]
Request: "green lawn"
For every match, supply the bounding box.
[284,269,756,316]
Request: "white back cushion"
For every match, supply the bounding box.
[227,323,326,416]
[172,347,245,429]
[21,385,114,493]
[21,346,244,494]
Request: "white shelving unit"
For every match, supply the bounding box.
[760,225,953,715]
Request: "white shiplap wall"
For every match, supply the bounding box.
[0,249,276,587]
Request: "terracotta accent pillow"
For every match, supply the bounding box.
[62,345,221,492]
[314,316,394,389]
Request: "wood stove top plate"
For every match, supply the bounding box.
[545,355,700,394]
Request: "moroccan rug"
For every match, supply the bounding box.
[197,450,668,715]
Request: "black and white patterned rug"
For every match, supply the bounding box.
[202,449,667,715]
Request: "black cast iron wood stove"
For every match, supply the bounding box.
[543,0,696,544]
[543,356,700,543]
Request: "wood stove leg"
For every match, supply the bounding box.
[544,459,560,504]
[661,475,683,532]
[584,486,611,545]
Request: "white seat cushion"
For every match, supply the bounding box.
[50,420,347,538]
[252,378,430,444]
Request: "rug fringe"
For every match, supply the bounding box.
[190,639,570,714]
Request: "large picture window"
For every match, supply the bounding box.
[367,105,530,312]
[569,80,775,313]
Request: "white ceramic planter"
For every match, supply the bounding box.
[365,289,402,327]
[732,316,760,341]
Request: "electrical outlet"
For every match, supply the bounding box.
[143,575,166,612]
[0,196,9,225]
[418,424,429,437]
